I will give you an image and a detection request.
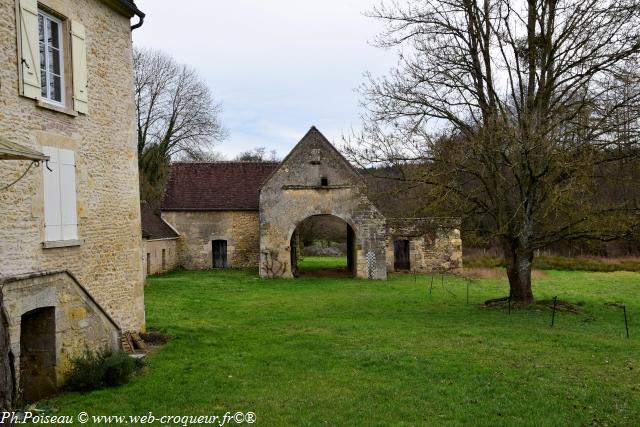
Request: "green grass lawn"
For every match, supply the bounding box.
[41,262,640,426]
[298,255,347,271]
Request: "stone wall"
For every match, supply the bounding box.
[143,238,179,276]
[161,211,261,269]
[260,128,388,279]
[1,271,121,389]
[0,0,144,331]
[386,218,463,273]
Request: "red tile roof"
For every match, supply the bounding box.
[161,161,280,211]
[140,202,179,240]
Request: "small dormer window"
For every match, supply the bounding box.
[321,177,328,187]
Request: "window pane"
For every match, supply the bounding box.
[38,14,45,43]
[39,42,46,70]
[47,19,60,48]
[48,48,61,75]
[41,69,48,98]
[50,74,62,102]
[39,14,46,98]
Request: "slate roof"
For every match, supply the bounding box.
[140,202,179,240]
[161,162,280,211]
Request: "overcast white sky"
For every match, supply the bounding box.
[132,0,397,159]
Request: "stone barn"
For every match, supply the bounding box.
[161,127,462,278]
[162,161,278,269]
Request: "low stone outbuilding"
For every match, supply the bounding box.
[141,202,180,276]
[386,218,463,273]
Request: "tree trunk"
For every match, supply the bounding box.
[503,242,535,304]
[0,289,15,416]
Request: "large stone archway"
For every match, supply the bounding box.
[259,127,387,279]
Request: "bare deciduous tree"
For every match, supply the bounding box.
[134,47,226,205]
[347,0,640,303]
[235,147,278,162]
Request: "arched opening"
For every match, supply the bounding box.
[290,215,356,278]
[20,307,56,404]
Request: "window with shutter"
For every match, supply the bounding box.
[18,0,41,99]
[71,20,88,114]
[17,1,89,114]
[42,146,78,242]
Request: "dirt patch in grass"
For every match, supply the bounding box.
[140,331,170,346]
[465,255,640,272]
[483,297,581,314]
[464,267,547,280]
[535,299,581,314]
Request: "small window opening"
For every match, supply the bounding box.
[321,177,328,186]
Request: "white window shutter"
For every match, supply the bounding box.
[59,149,78,240]
[43,147,62,241]
[71,20,88,114]
[19,0,41,99]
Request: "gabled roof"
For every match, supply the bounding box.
[140,202,179,240]
[161,161,279,211]
[260,126,364,189]
[0,137,48,161]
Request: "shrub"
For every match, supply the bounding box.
[65,349,142,392]
[102,351,137,387]
[64,349,106,392]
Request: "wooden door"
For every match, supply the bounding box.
[212,240,227,268]
[394,240,410,271]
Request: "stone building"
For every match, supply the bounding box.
[162,127,462,278]
[386,218,462,274]
[0,0,144,402]
[162,161,278,269]
[141,202,179,276]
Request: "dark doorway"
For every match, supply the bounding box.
[347,225,356,274]
[20,307,56,404]
[394,240,411,271]
[212,240,228,268]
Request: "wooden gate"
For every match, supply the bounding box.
[394,239,410,271]
[212,240,227,268]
